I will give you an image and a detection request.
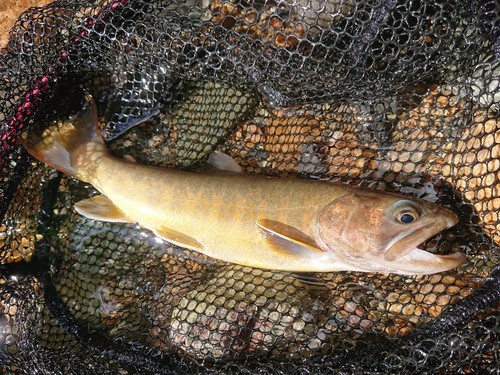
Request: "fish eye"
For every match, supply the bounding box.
[392,201,421,224]
[399,212,417,224]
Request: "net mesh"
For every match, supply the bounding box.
[0,0,499,373]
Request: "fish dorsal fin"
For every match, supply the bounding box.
[208,151,243,173]
[75,195,130,222]
[256,219,324,258]
[152,226,205,252]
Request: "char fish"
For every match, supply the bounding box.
[22,95,466,275]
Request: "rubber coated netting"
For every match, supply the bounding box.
[0,0,499,374]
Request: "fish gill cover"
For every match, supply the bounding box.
[0,0,498,373]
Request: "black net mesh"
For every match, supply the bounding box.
[0,0,499,373]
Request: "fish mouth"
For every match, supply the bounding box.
[383,211,464,274]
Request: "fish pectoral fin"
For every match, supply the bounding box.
[207,151,243,173]
[75,195,131,223]
[293,274,332,292]
[153,226,205,252]
[256,219,324,258]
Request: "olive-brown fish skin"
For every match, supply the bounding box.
[22,95,465,275]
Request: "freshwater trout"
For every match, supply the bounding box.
[22,95,466,275]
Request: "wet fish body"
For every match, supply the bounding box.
[22,95,465,275]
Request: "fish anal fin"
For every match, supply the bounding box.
[153,226,205,252]
[75,195,130,223]
[208,151,243,173]
[256,219,324,258]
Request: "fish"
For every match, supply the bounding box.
[21,94,466,275]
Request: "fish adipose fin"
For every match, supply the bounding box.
[208,151,243,173]
[152,226,205,252]
[256,219,324,258]
[75,195,130,223]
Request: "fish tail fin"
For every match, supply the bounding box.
[22,94,106,182]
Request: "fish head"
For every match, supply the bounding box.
[314,189,465,275]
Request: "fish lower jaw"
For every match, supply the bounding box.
[380,248,466,275]
[310,247,466,275]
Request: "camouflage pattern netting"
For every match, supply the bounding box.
[0,0,499,373]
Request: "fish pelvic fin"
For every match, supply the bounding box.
[75,195,130,223]
[257,219,324,258]
[75,195,206,252]
[152,226,205,252]
[21,94,106,183]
